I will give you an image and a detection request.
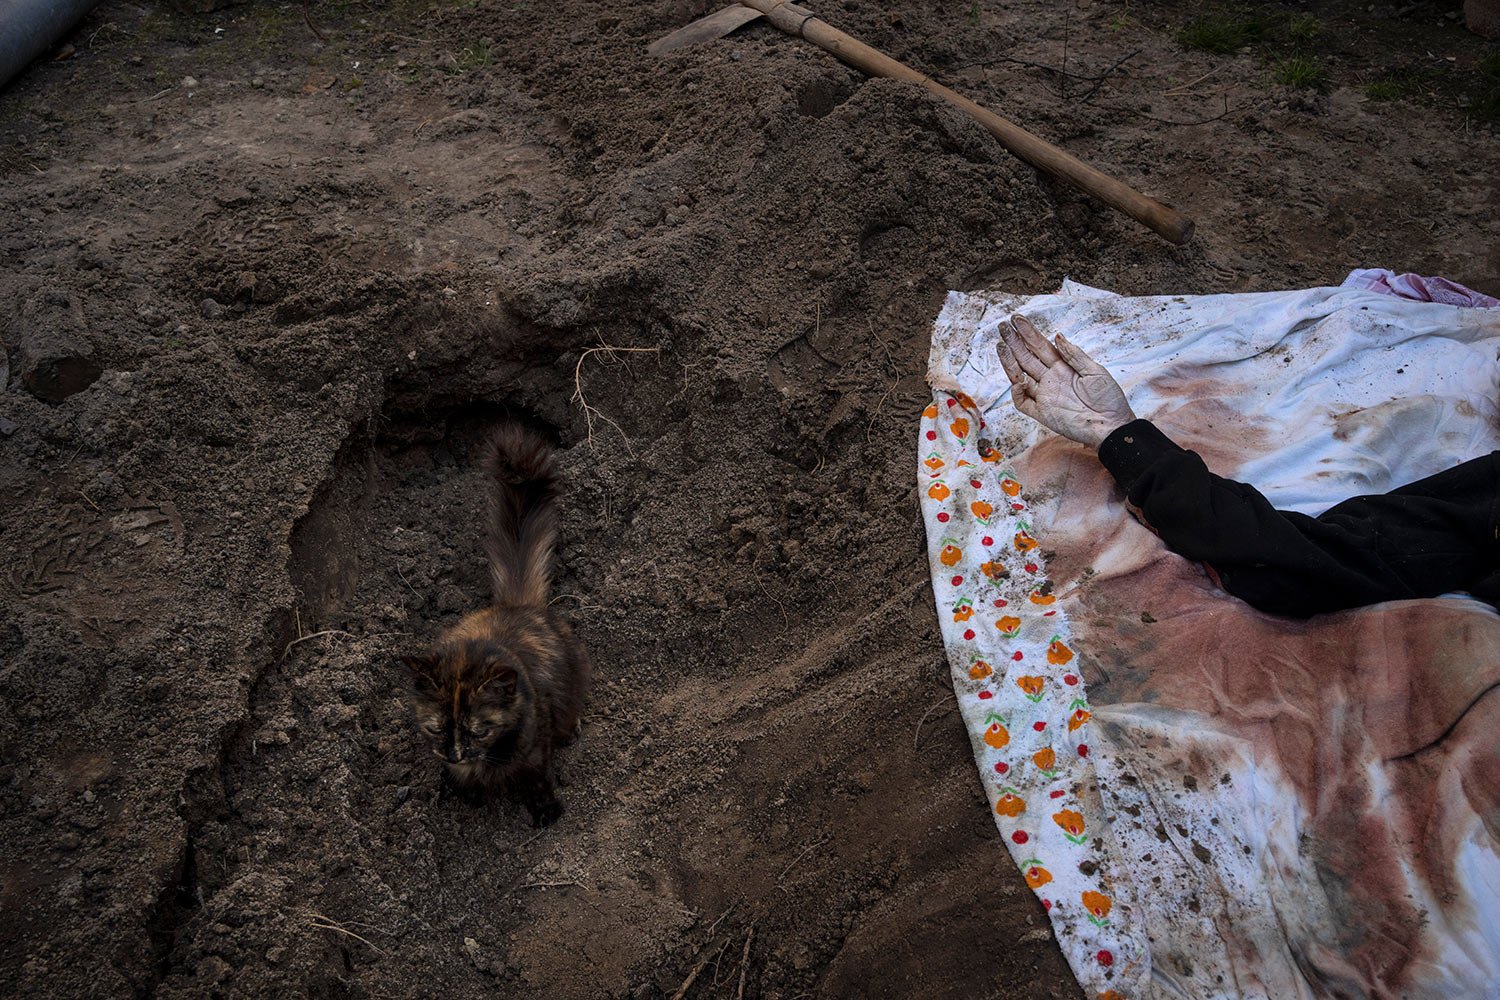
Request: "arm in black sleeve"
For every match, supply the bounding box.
[1096,419,1500,617]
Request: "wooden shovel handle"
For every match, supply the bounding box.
[743,0,1194,245]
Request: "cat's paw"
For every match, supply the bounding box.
[527,795,564,828]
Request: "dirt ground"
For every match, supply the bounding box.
[0,0,1495,997]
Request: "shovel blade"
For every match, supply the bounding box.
[648,4,764,55]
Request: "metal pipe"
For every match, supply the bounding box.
[0,0,104,91]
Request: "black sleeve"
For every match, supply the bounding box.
[1096,419,1500,617]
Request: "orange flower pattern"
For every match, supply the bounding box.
[1054,809,1088,844]
[1023,861,1053,889]
[1082,890,1113,926]
[995,790,1026,817]
[1033,746,1057,774]
[1016,675,1045,701]
[920,387,1129,999]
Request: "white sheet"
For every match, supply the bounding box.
[921,279,1500,1000]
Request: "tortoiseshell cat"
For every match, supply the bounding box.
[401,424,589,826]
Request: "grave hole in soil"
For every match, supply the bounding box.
[169,393,580,981]
[287,395,565,631]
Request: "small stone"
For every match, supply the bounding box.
[199,298,225,320]
[181,76,198,89]
[265,946,285,964]
[251,77,264,88]
[0,417,16,438]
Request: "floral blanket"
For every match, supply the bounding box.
[919,279,1500,1000]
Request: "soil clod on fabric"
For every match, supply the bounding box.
[0,1,1494,998]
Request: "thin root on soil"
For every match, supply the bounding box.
[296,909,387,956]
[570,343,662,455]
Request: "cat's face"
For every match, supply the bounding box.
[402,648,523,765]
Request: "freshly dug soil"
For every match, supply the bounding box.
[0,1,1494,998]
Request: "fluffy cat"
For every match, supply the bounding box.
[401,424,589,826]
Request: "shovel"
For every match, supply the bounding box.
[651,0,1194,245]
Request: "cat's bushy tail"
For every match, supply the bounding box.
[482,424,561,607]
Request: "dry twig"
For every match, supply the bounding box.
[775,836,828,888]
[301,4,326,42]
[913,692,958,751]
[965,48,1140,99]
[1161,64,1225,96]
[735,926,756,1000]
[669,948,715,1000]
[1077,48,1142,102]
[280,629,356,661]
[1089,92,1236,126]
[705,899,740,936]
[298,909,387,956]
[865,376,903,444]
[549,592,605,612]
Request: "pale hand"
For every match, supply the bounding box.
[997,315,1135,449]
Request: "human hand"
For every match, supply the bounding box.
[997,315,1135,449]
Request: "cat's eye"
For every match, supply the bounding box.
[469,725,493,738]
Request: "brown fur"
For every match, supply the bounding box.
[401,424,590,826]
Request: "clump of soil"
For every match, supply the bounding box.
[0,0,1494,997]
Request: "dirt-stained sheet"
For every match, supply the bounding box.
[922,280,1500,998]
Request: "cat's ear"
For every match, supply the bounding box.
[400,653,440,694]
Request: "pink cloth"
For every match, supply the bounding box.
[1342,267,1500,308]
